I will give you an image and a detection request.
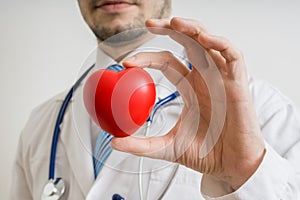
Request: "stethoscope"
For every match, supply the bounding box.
[42,63,191,200]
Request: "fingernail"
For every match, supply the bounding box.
[147,18,164,25]
[123,56,137,67]
[124,56,136,62]
[148,18,161,22]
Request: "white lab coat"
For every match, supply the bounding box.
[10,37,300,199]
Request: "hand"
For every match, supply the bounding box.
[110,17,265,190]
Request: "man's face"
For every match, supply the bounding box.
[78,0,171,42]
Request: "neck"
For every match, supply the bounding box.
[98,32,154,63]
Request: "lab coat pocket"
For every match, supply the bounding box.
[147,165,203,200]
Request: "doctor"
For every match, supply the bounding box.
[11,0,300,199]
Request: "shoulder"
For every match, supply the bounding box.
[30,92,67,117]
[20,91,68,147]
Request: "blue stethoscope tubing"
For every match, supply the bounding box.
[49,63,95,180]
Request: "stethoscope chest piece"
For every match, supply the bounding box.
[42,178,65,200]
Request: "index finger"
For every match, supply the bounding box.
[146,18,210,70]
[146,18,207,41]
[146,18,207,48]
[123,51,191,88]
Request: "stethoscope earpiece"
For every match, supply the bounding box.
[42,178,65,200]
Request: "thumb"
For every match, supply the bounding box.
[110,135,175,160]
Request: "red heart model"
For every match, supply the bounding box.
[83,67,156,137]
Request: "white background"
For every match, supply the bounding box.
[1,0,300,198]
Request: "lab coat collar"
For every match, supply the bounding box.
[95,34,185,69]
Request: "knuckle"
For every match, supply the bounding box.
[231,48,243,61]
[219,35,230,45]
[159,51,174,71]
[237,49,244,59]
[171,17,181,23]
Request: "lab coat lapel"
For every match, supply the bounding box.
[59,87,95,197]
[58,49,114,197]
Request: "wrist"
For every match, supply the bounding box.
[228,148,266,190]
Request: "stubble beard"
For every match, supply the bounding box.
[91,0,170,46]
[92,13,147,46]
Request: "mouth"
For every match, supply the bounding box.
[95,0,137,12]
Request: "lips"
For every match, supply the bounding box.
[95,0,136,9]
